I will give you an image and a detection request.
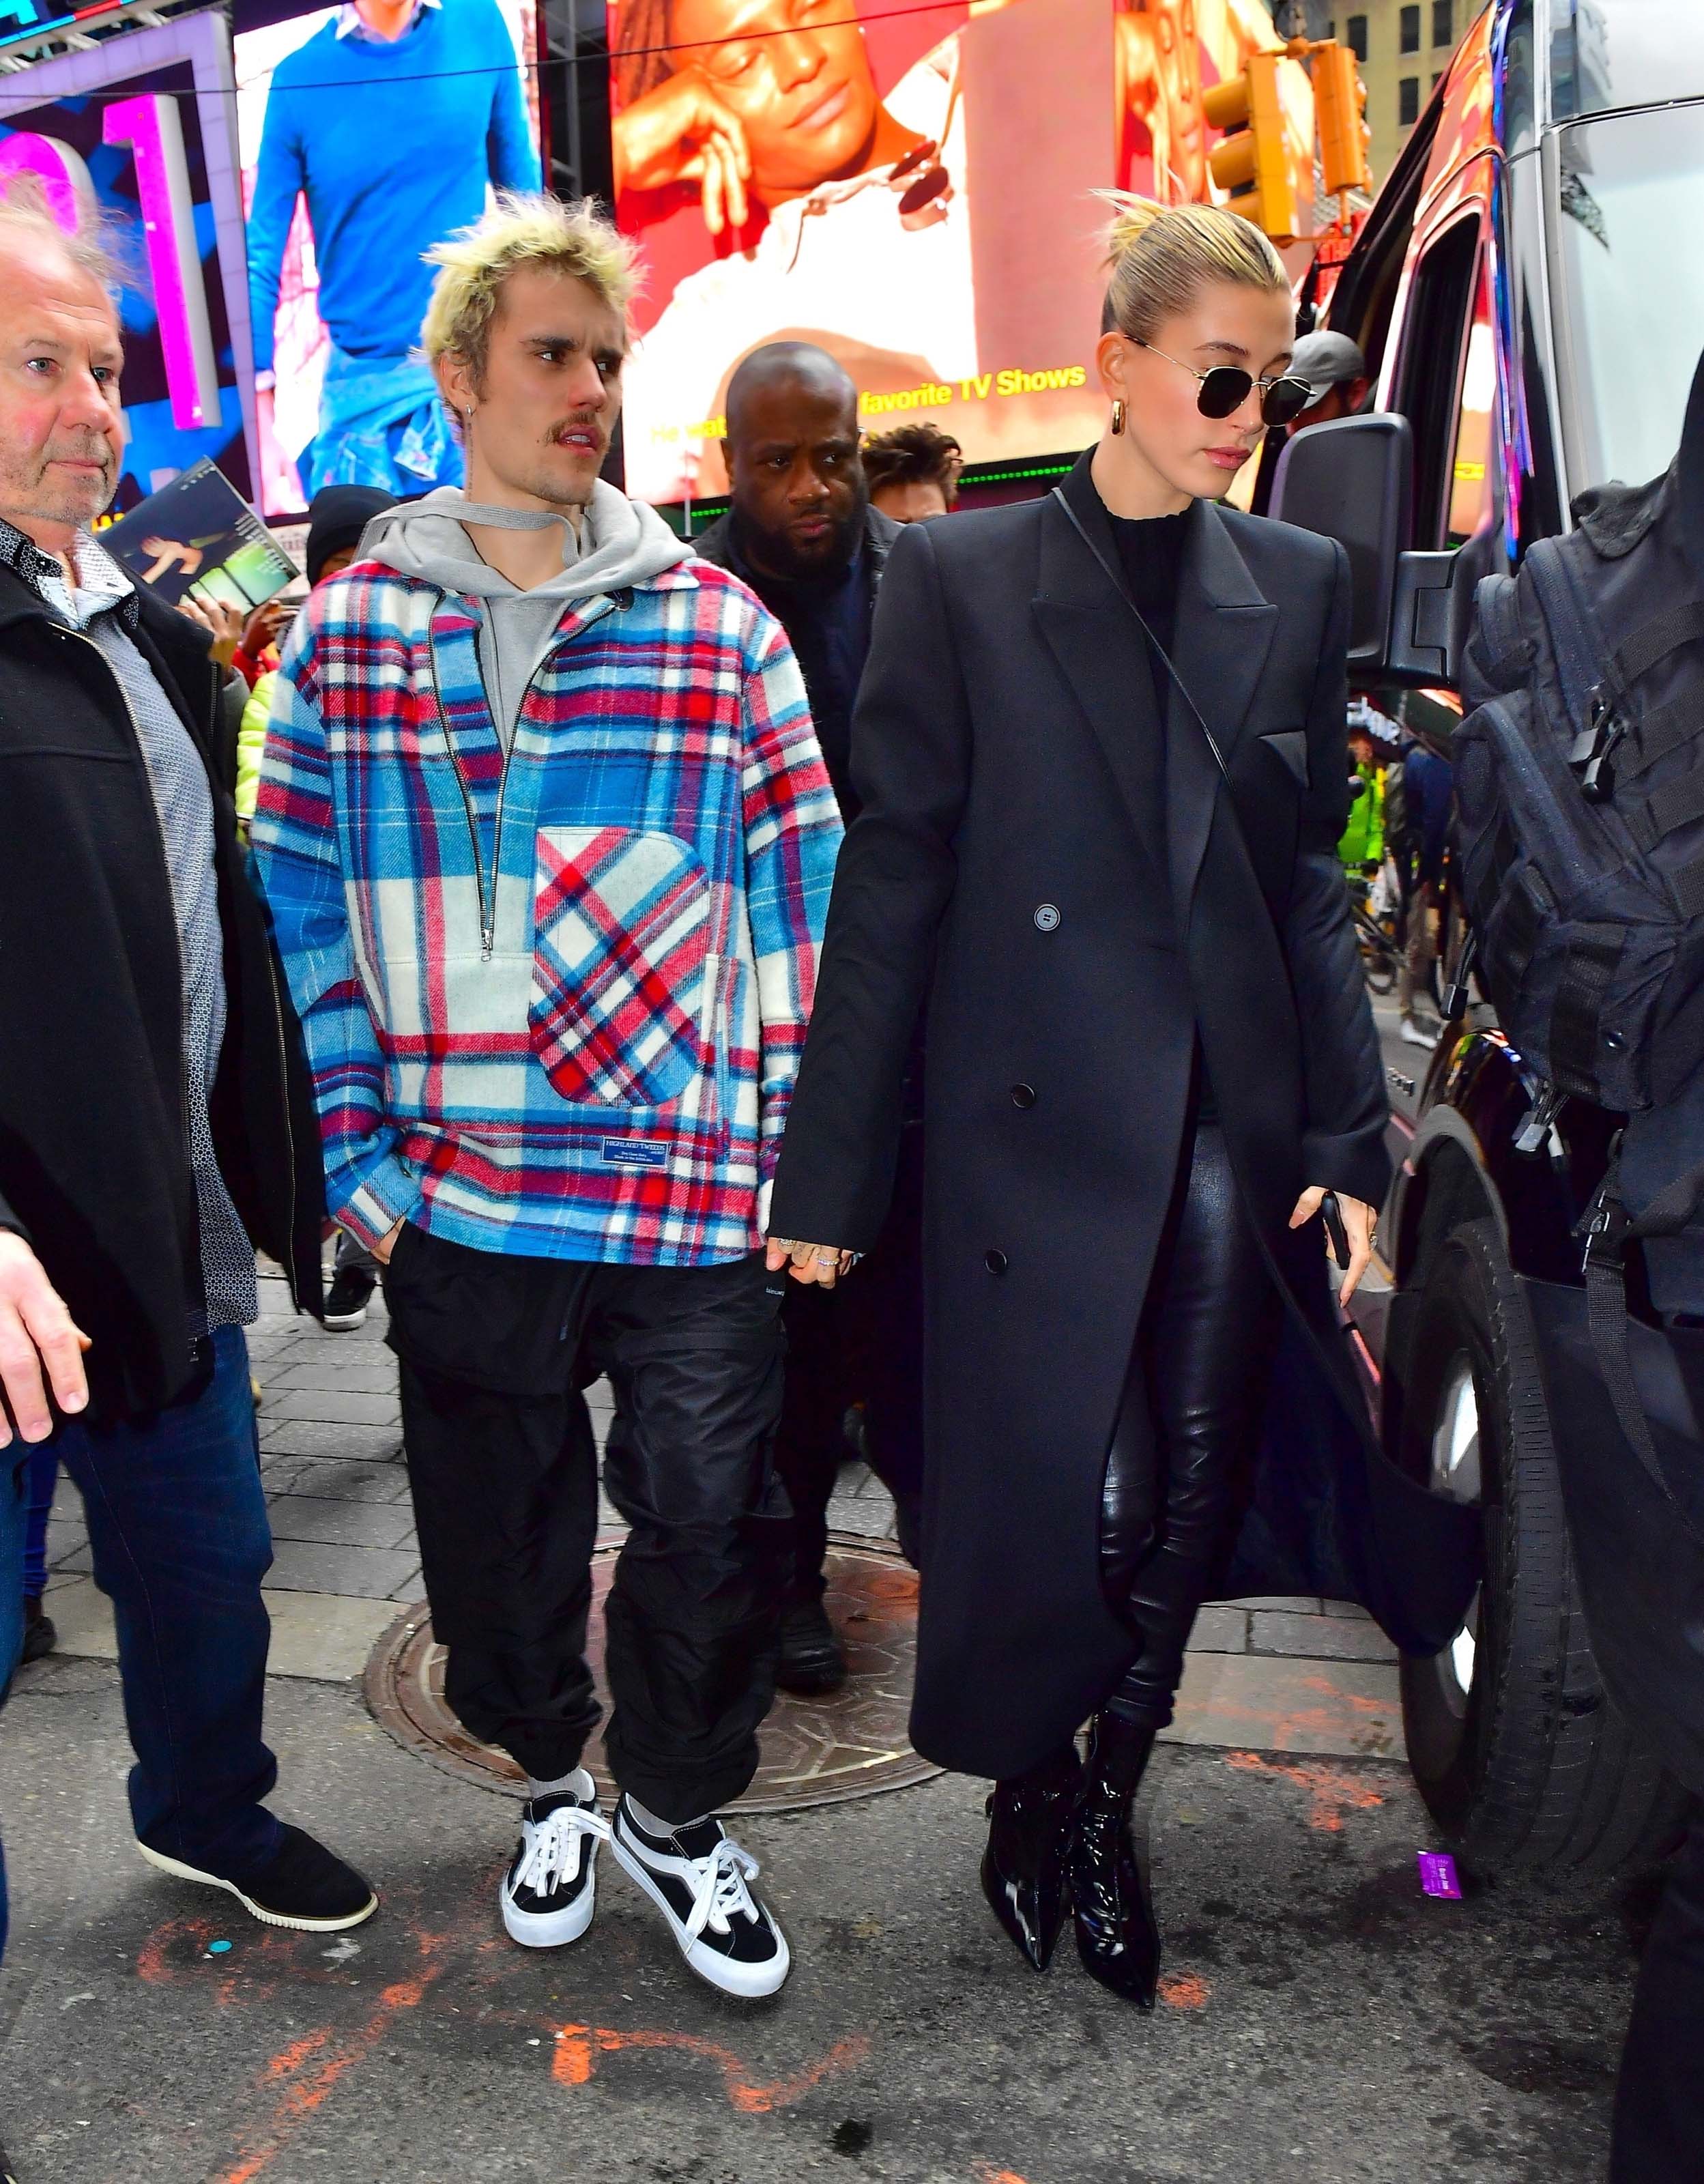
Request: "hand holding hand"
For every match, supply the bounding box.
[765,1237,857,1289]
[0,1231,90,1447]
[1289,1187,1376,1304]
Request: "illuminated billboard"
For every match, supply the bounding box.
[233,0,543,518]
[0,11,257,506]
[613,0,1311,504]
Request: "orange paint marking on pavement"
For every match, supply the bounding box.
[263,2030,330,2081]
[1226,1749,1387,1832]
[552,2023,870,2112]
[211,1932,450,2184]
[1157,1970,1211,2010]
[972,2164,1030,2183]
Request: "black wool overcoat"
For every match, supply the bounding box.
[0,568,325,1424]
[770,463,1482,1781]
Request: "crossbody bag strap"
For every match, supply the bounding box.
[1050,487,1230,784]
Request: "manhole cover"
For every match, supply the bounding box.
[364,1533,940,1813]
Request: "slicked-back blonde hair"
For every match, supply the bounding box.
[420,191,638,388]
[1099,191,1288,346]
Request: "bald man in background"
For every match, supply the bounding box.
[694,343,919,1693]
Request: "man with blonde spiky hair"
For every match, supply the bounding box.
[253,192,840,1998]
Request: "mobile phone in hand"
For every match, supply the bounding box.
[1322,1192,1352,1270]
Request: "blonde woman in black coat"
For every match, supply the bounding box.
[768,199,1468,2007]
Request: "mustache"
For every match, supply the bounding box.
[549,414,607,446]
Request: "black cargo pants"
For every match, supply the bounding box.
[382,1228,790,1823]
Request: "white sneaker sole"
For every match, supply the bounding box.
[609,1829,791,1999]
[501,1861,598,1949]
[322,1306,371,1330]
[137,1841,378,1932]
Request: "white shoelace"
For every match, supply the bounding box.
[684,1837,763,1940]
[515,1803,609,1898]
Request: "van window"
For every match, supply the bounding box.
[1447,258,1497,547]
[1393,212,1484,548]
[1555,101,1704,491]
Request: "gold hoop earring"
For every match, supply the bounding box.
[1110,399,1126,436]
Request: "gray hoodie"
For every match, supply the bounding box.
[359,481,691,750]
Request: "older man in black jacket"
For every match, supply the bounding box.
[693,343,919,1692]
[0,189,373,1943]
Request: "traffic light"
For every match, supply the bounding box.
[1313,39,1372,197]
[1204,53,1299,243]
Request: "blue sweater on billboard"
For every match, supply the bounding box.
[248,0,540,494]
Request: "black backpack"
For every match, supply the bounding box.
[1455,462,1704,1121]
[1455,453,1704,1522]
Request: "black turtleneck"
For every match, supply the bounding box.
[1105,507,1189,662]
[1088,493,1217,1123]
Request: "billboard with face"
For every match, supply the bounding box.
[233,0,543,518]
[611,0,1310,504]
[0,11,255,508]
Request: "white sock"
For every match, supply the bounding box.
[526,1766,595,1806]
[626,1794,710,1839]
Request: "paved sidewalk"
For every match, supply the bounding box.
[5,1260,1655,2184]
[38,1266,1403,1761]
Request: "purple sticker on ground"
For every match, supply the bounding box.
[1417,1851,1462,1899]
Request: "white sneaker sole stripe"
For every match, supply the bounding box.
[609,1826,790,2000]
[501,1860,598,1948]
[137,1841,378,1933]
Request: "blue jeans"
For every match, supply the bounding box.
[1,1448,27,1961]
[50,1325,280,1876]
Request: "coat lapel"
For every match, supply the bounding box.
[1031,488,1172,885]
[1164,499,1278,938]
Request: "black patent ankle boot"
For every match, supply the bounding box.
[980,1744,1082,1972]
[1071,1714,1161,2009]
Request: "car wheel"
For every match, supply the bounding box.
[1398,1218,1689,1875]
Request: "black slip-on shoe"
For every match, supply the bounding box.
[139,1822,377,1933]
[776,1596,847,1695]
[20,1598,55,1665]
[322,1266,377,1330]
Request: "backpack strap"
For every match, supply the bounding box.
[1609,599,1704,692]
[1523,538,1613,735]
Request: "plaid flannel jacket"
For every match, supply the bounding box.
[250,554,842,1266]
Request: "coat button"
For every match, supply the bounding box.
[1010,1083,1037,1108]
[1033,903,1060,933]
[985,1248,1009,1275]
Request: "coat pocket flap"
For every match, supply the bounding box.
[1259,728,1310,788]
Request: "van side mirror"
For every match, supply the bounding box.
[1268,410,1469,686]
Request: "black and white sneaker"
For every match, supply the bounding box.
[610,1795,790,1998]
[502,1785,609,1948]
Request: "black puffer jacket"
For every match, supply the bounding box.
[0,566,323,1422]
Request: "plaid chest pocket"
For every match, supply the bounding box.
[530,826,713,1107]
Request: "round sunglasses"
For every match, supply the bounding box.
[1136,340,1313,429]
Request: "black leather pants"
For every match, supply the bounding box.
[1099,1121,1281,1734]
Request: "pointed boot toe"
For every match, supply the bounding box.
[1071,1795,1161,2009]
[980,1750,1080,1974]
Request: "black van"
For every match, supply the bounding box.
[1271,0,1704,1873]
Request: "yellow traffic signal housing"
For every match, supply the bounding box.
[1314,40,1372,197]
[1204,53,1299,243]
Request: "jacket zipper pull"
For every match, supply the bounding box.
[482,923,495,961]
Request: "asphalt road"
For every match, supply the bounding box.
[0,1655,1650,2184]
